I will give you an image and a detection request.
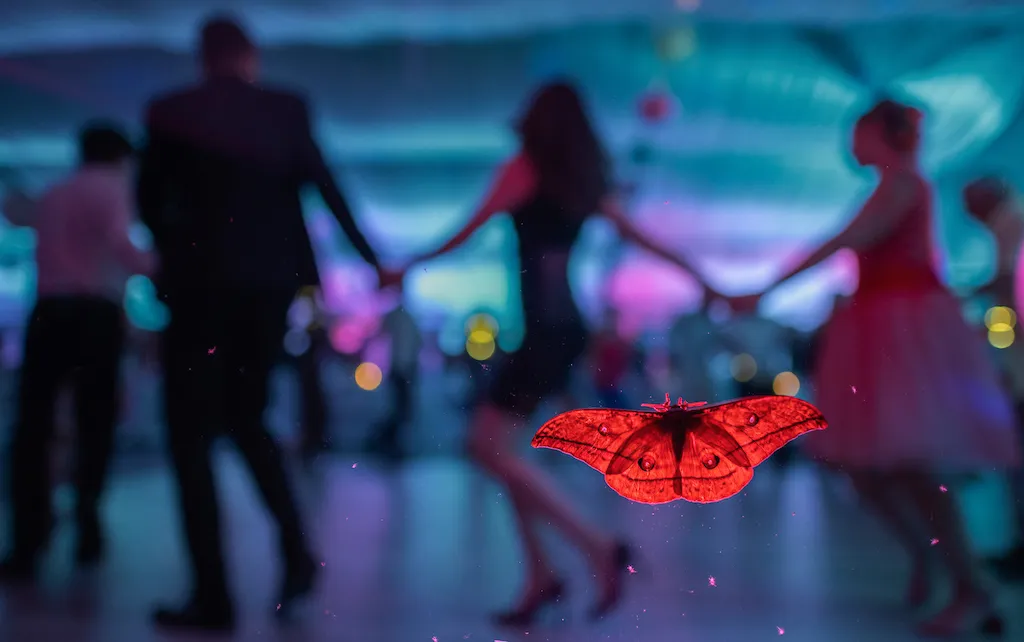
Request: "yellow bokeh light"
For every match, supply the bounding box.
[468,329,494,344]
[985,306,1016,330]
[989,327,1015,349]
[466,336,496,361]
[773,371,800,396]
[354,362,383,391]
[730,353,757,383]
[466,313,499,337]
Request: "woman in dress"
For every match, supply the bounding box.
[401,82,720,624]
[730,100,1019,636]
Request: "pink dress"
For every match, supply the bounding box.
[806,179,1021,471]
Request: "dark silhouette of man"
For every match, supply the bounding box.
[137,15,393,632]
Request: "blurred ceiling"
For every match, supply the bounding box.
[0,0,1021,54]
[1,7,1023,329]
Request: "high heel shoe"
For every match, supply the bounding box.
[589,541,634,620]
[493,580,566,627]
[916,595,1004,638]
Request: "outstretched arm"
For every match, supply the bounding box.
[409,153,536,266]
[598,194,716,292]
[760,173,919,298]
[296,101,381,270]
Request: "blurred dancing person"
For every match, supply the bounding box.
[137,16,394,631]
[731,101,1018,636]
[964,176,1024,578]
[367,286,421,459]
[0,124,154,579]
[590,307,631,408]
[401,82,721,624]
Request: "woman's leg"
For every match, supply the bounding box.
[896,470,987,597]
[848,470,934,606]
[467,404,616,600]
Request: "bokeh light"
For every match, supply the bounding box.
[466,336,496,361]
[354,362,383,390]
[464,312,499,360]
[655,26,697,62]
[465,313,499,337]
[773,371,800,396]
[730,353,757,382]
[984,306,1016,332]
[989,326,1015,349]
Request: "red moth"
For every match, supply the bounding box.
[532,393,827,504]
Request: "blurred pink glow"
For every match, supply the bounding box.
[607,259,702,331]
[329,317,380,354]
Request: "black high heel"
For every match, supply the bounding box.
[275,555,319,619]
[492,580,566,627]
[589,541,633,620]
[981,614,1005,638]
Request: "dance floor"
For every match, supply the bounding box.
[0,450,1020,642]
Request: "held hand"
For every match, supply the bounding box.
[727,293,762,315]
[377,267,404,290]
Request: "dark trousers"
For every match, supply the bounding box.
[7,296,124,556]
[375,369,416,447]
[160,288,308,604]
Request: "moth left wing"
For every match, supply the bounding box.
[693,396,827,468]
[532,409,658,474]
[602,423,685,504]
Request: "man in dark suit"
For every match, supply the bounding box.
[138,16,393,631]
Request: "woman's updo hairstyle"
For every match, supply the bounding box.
[857,99,923,153]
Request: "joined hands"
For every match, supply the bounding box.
[701,283,763,316]
[377,266,405,290]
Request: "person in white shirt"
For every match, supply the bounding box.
[0,124,155,581]
[964,176,1024,579]
[368,289,422,459]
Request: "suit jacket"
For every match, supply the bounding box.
[137,76,378,299]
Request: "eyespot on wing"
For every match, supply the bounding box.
[602,426,683,504]
[532,409,657,473]
[695,396,826,467]
[676,432,754,503]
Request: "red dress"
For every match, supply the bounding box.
[806,178,1020,470]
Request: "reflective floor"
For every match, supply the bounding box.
[0,452,1021,642]
[0,361,1021,641]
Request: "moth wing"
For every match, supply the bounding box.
[532,409,657,474]
[678,427,754,503]
[695,396,827,468]
[602,421,684,504]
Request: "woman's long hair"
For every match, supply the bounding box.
[516,82,610,215]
